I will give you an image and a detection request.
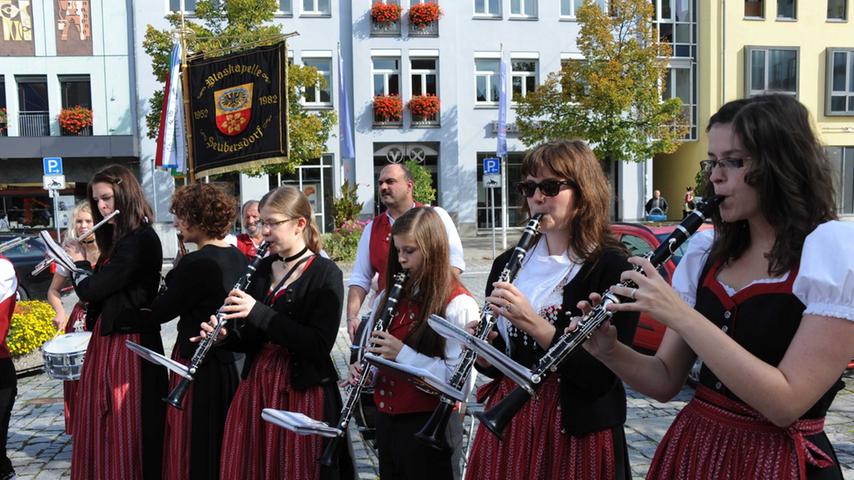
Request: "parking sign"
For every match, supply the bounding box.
[43,157,63,175]
[483,157,500,175]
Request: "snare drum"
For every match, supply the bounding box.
[42,332,92,381]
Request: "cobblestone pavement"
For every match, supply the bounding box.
[6,235,854,479]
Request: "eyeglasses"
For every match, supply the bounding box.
[516,179,573,198]
[700,158,748,173]
[259,218,294,229]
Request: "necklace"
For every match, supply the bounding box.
[280,245,309,263]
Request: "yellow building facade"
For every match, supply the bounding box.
[654,0,854,219]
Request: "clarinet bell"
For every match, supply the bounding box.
[318,435,341,467]
[414,401,453,450]
[474,387,532,440]
[164,378,191,410]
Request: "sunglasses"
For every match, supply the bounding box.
[516,179,573,198]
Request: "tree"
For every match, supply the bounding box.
[404,159,436,205]
[515,0,687,164]
[142,0,336,176]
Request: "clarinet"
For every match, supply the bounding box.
[164,241,270,409]
[475,196,723,439]
[319,270,409,466]
[414,214,542,450]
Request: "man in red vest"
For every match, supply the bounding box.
[346,163,465,341]
[0,254,17,480]
[235,200,263,260]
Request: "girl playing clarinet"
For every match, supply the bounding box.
[151,183,247,480]
[46,201,99,435]
[466,141,638,479]
[348,206,479,480]
[200,185,353,479]
[577,95,854,479]
[65,164,168,479]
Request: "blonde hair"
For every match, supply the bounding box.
[259,186,323,253]
[65,201,93,241]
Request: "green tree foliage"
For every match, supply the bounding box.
[515,0,687,163]
[142,0,336,175]
[332,180,363,228]
[404,159,436,205]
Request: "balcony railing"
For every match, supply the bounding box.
[62,125,93,136]
[411,113,440,127]
[18,111,50,137]
[371,20,401,36]
[408,20,438,36]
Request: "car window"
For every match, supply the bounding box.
[655,233,692,266]
[0,237,45,259]
[620,234,653,257]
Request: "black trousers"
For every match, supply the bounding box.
[376,411,453,480]
[0,358,16,475]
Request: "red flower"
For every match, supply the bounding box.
[371,3,403,23]
[409,3,441,27]
[58,106,93,134]
[408,94,440,119]
[374,95,403,122]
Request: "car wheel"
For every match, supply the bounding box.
[16,285,29,301]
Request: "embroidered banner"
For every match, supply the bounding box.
[187,41,288,177]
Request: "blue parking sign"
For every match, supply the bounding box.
[483,157,500,175]
[43,157,63,175]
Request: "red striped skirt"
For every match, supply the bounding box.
[62,302,87,435]
[220,343,325,480]
[162,350,192,480]
[70,319,146,480]
[647,385,835,480]
[465,376,617,480]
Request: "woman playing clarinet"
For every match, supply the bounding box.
[46,201,99,434]
[151,183,247,480]
[347,207,479,480]
[466,140,638,479]
[200,185,353,479]
[65,164,168,479]
[575,95,854,479]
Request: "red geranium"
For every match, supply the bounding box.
[408,95,440,119]
[0,107,6,125]
[409,3,442,27]
[374,95,403,122]
[371,3,403,23]
[58,106,93,135]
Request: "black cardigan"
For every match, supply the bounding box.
[73,224,163,335]
[229,255,344,391]
[478,245,639,435]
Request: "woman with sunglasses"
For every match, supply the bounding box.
[198,186,353,480]
[573,95,853,479]
[465,141,639,480]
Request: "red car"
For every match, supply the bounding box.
[609,222,712,352]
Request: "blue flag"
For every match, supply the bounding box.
[497,56,508,157]
[338,44,355,161]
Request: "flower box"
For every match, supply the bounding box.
[371,3,402,23]
[374,95,403,123]
[408,2,441,27]
[408,95,440,121]
[58,105,93,135]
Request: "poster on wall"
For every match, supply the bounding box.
[0,0,35,56]
[54,0,92,56]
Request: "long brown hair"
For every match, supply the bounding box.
[703,95,837,275]
[521,140,624,262]
[87,164,154,258]
[259,185,323,253]
[379,207,461,358]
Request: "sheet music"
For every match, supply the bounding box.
[261,408,341,438]
[364,354,466,402]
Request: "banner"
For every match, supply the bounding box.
[496,56,508,158]
[187,41,288,177]
[337,43,355,162]
[156,42,186,173]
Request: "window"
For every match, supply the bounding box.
[474,0,501,16]
[302,0,330,15]
[475,59,500,104]
[278,0,293,14]
[410,58,437,96]
[777,0,795,19]
[560,0,605,17]
[169,0,196,12]
[511,59,537,102]
[827,49,854,115]
[828,0,847,20]
[745,47,798,97]
[662,66,696,139]
[654,0,695,57]
[60,76,92,110]
[372,57,400,96]
[510,0,536,17]
[302,58,332,106]
[826,146,854,214]
[16,76,49,137]
[744,0,763,17]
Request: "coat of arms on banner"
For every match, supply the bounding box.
[214,83,253,136]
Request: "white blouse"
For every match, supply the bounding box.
[672,221,854,322]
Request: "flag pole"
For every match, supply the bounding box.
[498,43,508,249]
[179,13,196,183]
